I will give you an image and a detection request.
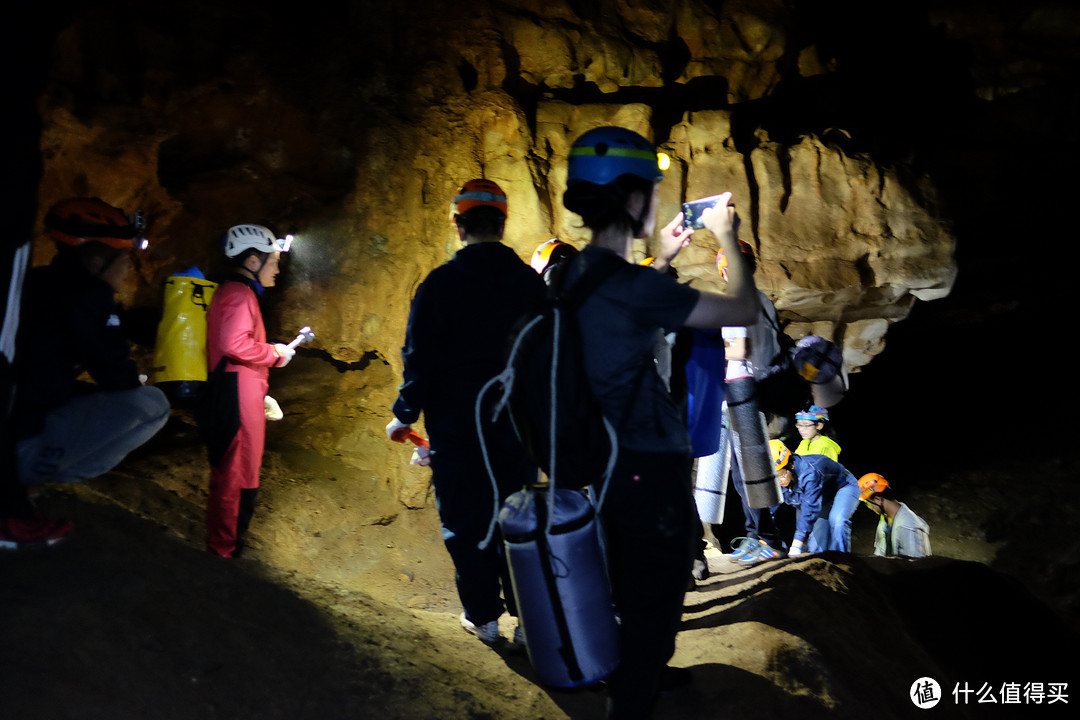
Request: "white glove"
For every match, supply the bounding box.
[264,395,283,421]
[386,417,409,441]
[788,543,804,557]
[411,445,431,466]
[274,343,296,367]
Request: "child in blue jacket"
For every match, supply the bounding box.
[770,440,860,554]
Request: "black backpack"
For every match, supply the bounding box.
[482,253,632,490]
[194,356,240,468]
[754,315,810,418]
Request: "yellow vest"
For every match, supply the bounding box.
[796,434,841,461]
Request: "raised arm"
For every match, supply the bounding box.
[683,198,759,328]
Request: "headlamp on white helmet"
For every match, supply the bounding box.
[223,224,288,258]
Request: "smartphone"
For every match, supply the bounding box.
[682,194,726,230]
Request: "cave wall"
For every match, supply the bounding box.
[22,0,1078,508]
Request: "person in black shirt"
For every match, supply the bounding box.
[13,198,169,489]
[387,180,544,645]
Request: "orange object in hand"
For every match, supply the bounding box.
[390,426,429,449]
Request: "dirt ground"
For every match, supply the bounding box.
[3,415,1079,720]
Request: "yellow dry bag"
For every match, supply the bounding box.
[153,266,217,405]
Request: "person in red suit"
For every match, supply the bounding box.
[204,224,294,558]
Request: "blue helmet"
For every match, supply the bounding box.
[566,127,664,187]
[795,405,829,423]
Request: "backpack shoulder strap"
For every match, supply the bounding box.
[551,252,627,311]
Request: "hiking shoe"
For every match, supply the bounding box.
[728,536,757,562]
[692,556,710,581]
[0,513,74,551]
[737,540,783,566]
[460,612,500,644]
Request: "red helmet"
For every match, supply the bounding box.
[44,198,139,249]
[452,179,508,217]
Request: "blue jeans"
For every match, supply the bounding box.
[17,386,169,485]
[807,482,860,552]
[730,449,781,546]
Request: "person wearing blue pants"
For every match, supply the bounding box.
[769,440,860,555]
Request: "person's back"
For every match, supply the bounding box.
[748,290,780,371]
[398,240,543,443]
[561,127,758,720]
[388,179,543,647]
[569,245,698,455]
[783,453,858,506]
[886,502,932,557]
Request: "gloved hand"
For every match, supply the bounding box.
[274,343,296,368]
[386,417,410,441]
[411,445,431,466]
[788,541,804,557]
[264,395,283,421]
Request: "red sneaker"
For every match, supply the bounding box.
[0,513,74,550]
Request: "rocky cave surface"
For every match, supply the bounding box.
[3,1,1080,718]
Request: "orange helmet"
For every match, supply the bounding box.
[44,198,140,249]
[769,439,792,470]
[858,473,889,501]
[452,179,508,217]
[531,239,576,273]
[716,240,754,274]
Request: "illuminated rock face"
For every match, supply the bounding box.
[30,0,1068,503]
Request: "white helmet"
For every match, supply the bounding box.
[222,224,285,258]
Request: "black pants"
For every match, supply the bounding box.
[430,424,534,624]
[230,488,258,558]
[602,449,696,720]
[1,362,33,519]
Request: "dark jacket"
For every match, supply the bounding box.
[392,241,544,448]
[781,453,860,543]
[14,251,140,439]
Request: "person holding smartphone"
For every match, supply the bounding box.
[561,127,759,720]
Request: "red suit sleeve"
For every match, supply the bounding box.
[214,285,280,368]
